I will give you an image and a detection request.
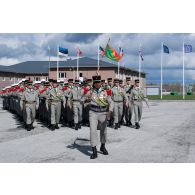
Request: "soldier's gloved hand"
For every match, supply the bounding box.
[36,105,39,110]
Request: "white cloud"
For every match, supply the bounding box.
[0,33,195,83]
[0,57,20,65]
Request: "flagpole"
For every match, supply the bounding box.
[77,52,79,79]
[98,44,100,74]
[118,61,120,79]
[57,45,59,81]
[139,43,142,88]
[161,42,163,100]
[123,63,125,82]
[48,46,51,79]
[183,39,185,100]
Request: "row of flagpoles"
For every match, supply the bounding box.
[49,39,193,100]
[160,42,193,100]
[53,39,125,81]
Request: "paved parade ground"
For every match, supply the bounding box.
[0,100,195,163]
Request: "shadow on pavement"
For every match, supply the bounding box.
[67,138,91,157]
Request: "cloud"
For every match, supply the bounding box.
[0,57,20,66]
[0,33,195,83]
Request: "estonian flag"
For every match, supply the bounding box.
[59,47,68,56]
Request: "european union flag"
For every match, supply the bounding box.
[184,44,192,53]
[163,44,169,54]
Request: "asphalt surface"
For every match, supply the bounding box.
[0,100,195,163]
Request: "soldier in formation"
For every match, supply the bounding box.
[0,76,147,158]
[111,78,128,129]
[20,80,39,131]
[88,75,114,159]
[131,79,146,129]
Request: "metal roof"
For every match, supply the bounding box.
[0,57,145,75]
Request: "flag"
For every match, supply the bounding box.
[184,44,192,53]
[99,46,105,57]
[104,44,122,62]
[119,47,124,57]
[77,48,83,56]
[163,44,169,54]
[59,46,68,56]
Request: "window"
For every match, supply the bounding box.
[34,77,40,81]
[2,77,5,81]
[10,77,13,81]
[46,77,48,81]
[79,73,83,77]
[59,72,66,78]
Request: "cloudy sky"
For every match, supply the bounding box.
[0,33,195,84]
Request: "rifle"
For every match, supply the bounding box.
[126,85,134,94]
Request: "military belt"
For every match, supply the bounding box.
[133,99,141,101]
[90,105,107,112]
[114,101,123,103]
[25,101,36,104]
[51,100,61,103]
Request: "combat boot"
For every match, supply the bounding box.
[86,121,90,127]
[100,144,109,155]
[129,121,134,128]
[50,125,55,131]
[55,123,59,129]
[30,123,34,130]
[135,122,140,129]
[74,123,78,130]
[90,146,98,159]
[126,120,129,126]
[27,125,31,131]
[78,122,81,129]
[118,123,121,128]
[120,119,124,126]
[114,123,118,130]
[69,122,73,128]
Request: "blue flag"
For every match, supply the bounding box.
[163,44,169,54]
[184,44,192,53]
[59,46,68,56]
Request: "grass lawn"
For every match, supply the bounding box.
[148,95,195,100]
